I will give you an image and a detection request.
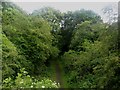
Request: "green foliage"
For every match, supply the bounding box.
[22,18,59,75]
[2,1,119,89]
[32,7,63,51]
[3,68,60,88]
[32,7,62,31]
[35,79,60,88]
[2,3,59,75]
[70,21,107,51]
[2,33,21,79]
[61,24,119,88]
[2,33,31,80]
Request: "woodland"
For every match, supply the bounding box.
[1,1,120,88]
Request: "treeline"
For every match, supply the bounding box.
[1,1,120,88]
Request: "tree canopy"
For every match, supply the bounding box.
[1,1,119,89]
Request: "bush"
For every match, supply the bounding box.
[2,68,60,88]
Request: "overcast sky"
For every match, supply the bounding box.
[10,0,118,22]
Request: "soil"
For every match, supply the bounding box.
[55,62,64,88]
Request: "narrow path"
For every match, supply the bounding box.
[50,59,67,88]
[55,62,64,88]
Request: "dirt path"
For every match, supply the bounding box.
[55,62,64,88]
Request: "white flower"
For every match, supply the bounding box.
[42,86,45,88]
[31,86,33,88]
[27,75,30,77]
[23,71,27,74]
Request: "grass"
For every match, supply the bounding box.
[33,58,69,88]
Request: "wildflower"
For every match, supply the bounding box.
[23,71,27,74]
[52,83,55,86]
[42,86,45,88]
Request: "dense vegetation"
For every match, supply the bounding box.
[1,1,120,89]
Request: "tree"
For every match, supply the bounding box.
[59,9,102,54]
[2,2,59,75]
[32,7,63,33]
[102,4,118,24]
[2,33,30,79]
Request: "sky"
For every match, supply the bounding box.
[10,0,119,2]
[10,0,118,22]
